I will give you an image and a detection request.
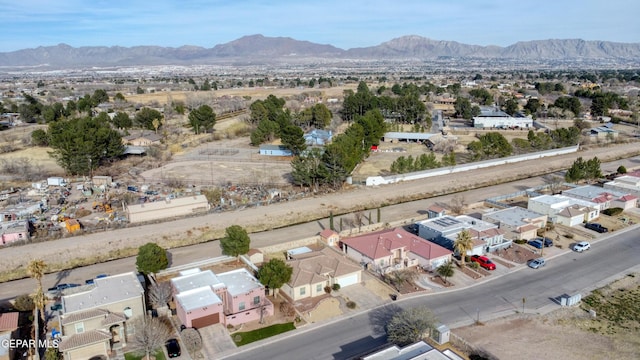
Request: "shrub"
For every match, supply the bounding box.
[13,294,35,311]
[346,301,356,309]
[468,261,480,269]
[324,286,332,294]
[332,283,341,291]
[564,233,575,239]
[617,165,627,174]
[279,302,296,317]
[602,207,623,216]
[514,239,527,244]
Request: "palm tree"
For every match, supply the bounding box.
[436,261,454,284]
[27,259,47,360]
[454,229,474,266]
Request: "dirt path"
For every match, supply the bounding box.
[1,142,639,278]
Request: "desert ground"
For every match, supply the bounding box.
[454,272,640,360]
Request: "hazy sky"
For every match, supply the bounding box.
[2,0,639,52]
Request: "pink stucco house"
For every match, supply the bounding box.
[171,268,273,328]
[0,220,29,245]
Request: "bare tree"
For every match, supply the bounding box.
[148,282,172,309]
[181,328,202,355]
[353,211,364,232]
[386,306,437,346]
[543,174,564,195]
[129,315,174,360]
[449,194,466,215]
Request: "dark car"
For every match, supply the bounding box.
[165,338,181,358]
[527,239,544,249]
[534,237,553,247]
[50,303,62,311]
[585,223,608,233]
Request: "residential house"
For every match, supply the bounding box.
[122,131,162,147]
[341,228,452,273]
[604,175,640,198]
[472,107,533,129]
[527,194,599,224]
[482,207,547,241]
[562,185,637,211]
[360,340,464,360]
[0,220,29,245]
[58,272,146,360]
[282,247,362,301]
[170,268,273,328]
[304,129,332,145]
[0,312,19,360]
[556,205,593,227]
[319,229,340,246]
[417,215,508,255]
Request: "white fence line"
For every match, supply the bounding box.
[366,145,579,186]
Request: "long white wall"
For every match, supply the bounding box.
[366,145,579,186]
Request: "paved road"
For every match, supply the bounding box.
[222,227,640,360]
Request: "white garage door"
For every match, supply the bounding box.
[337,273,359,287]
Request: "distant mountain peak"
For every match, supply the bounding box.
[0,35,639,69]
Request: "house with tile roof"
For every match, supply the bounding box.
[58,272,145,360]
[170,268,273,328]
[282,247,362,301]
[341,228,452,274]
[562,185,637,211]
[527,194,599,224]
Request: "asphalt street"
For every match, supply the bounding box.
[222,227,640,360]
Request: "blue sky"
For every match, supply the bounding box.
[2,0,639,52]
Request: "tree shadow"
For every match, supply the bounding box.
[55,269,71,286]
[368,303,403,336]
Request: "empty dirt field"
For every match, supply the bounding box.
[454,273,640,360]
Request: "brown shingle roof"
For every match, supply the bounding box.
[58,329,111,351]
[287,248,361,288]
[61,309,109,325]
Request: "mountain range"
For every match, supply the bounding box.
[1,34,639,69]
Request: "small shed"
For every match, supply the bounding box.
[65,219,81,233]
[259,145,292,156]
[246,249,264,265]
[92,176,113,187]
[319,229,340,246]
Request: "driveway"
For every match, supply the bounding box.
[197,323,237,359]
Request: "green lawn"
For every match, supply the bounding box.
[232,322,296,346]
[124,350,166,360]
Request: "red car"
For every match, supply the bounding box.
[470,255,496,270]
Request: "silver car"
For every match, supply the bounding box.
[528,258,546,269]
[573,241,591,252]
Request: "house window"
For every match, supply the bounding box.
[75,322,84,334]
[253,296,260,305]
[316,284,322,293]
[239,302,245,311]
[300,287,306,296]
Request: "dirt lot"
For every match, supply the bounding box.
[453,273,640,360]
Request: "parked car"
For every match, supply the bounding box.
[50,303,62,311]
[536,237,554,247]
[573,241,591,252]
[470,255,496,270]
[165,338,181,358]
[528,258,546,269]
[585,223,608,233]
[527,239,544,249]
